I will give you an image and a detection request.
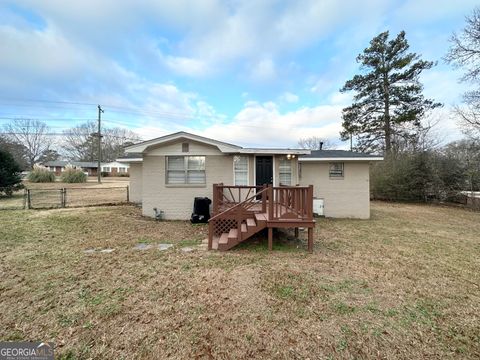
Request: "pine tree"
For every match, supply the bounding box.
[340,31,441,154]
[0,149,24,196]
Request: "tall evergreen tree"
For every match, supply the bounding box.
[340,31,442,154]
[0,149,24,196]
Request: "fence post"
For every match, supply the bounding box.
[26,189,31,209]
[126,186,130,202]
[62,188,67,208]
[23,189,27,209]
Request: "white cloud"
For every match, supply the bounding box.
[249,58,276,81]
[196,101,344,148]
[279,92,299,103]
[163,55,208,77]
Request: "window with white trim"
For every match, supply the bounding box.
[118,167,126,173]
[233,156,248,185]
[329,162,344,178]
[166,156,206,185]
[102,166,111,172]
[279,158,292,185]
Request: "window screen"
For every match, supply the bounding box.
[234,156,248,185]
[166,156,206,184]
[279,159,292,185]
[329,162,344,178]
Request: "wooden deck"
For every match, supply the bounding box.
[208,184,315,252]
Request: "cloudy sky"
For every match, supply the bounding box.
[0,0,477,148]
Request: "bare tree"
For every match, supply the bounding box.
[4,119,52,169]
[445,7,480,135]
[62,122,141,162]
[297,136,335,150]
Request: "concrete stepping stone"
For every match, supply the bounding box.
[180,247,195,253]
[134,243,154,250]
[158,244,174,251]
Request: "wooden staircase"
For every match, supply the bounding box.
[213,213,267,251]
[208,184,315,252]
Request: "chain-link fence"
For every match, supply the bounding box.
[0,189,27,210]
[0,186,129,210]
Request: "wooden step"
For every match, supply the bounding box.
[246,218,256,227]
[241,223,247,233]
[255,213,268,222]
[228,228,238,240]
[211,236,219,250]
[219,233,229,245]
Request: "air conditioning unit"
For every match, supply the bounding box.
[313,198,324,216]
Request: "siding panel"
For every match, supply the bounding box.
[299,162,370,218]
[142,155,234,219]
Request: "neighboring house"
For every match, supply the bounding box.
[42,161,99,176]
[101,161,129,175]
[118,131,383,220]
[42,161,130,176]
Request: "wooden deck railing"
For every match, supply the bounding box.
[212,183,266,214]
[269,185,314,221]
[208,186,269,250]
[209,184,315,251]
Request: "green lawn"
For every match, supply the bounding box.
[0,202,478,359]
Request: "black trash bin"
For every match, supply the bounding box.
[190,197,212,223]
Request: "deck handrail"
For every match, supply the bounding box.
[212,183,266,214]
[208,186,269,250]
[209,187,269,222]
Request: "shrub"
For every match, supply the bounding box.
[101,171,109,177]
[27,164,56,183]
[117,172,130,177]
[0,149,24,196]
[60,166,87,183]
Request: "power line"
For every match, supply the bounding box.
[0,132,140,141]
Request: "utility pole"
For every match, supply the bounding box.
[97,105,104,184]
[350,132,353,151]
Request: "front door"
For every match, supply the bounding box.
[255,156,273,186]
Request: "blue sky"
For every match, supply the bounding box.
[0,0,478,148]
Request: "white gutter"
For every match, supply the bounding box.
[299,157,384,161]
[116,158,143,163]
[229,149,310,155]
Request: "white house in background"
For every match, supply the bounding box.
[100,161,129,175]
[42,160,129,176]
[117,131,383,220]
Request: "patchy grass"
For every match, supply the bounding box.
[0,202,479,359]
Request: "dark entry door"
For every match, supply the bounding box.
[255,156,273,186]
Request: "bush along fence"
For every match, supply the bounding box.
[4,186,130,210]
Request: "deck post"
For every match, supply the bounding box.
[212,184,218,214]
[307,185,314,220]
[261,184,267,213]
[307,227,313,253]
[268,185,273,221]
[208,220,213,250]
[268,227,273,251]
[294,227,299,238]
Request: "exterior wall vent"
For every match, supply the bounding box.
[182,143,189,152]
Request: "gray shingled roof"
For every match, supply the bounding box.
[299,150,382,159]
[42,160,99,168]
[117,153,142,160]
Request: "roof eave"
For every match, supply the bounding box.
[299,157,384,161]
[225,149,311,155]
[124,131,242,154]
[117,158,143,163]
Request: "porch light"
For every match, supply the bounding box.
[286,154,296,160]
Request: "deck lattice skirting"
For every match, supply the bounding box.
[208,184,315,251]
